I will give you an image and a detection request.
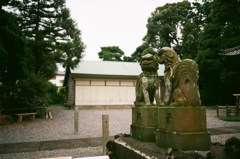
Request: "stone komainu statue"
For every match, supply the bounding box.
[158,47,201,106]
[135,49,161,106]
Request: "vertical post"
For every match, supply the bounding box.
[102,114,109,155]
[236,96,239,116]
[226,105,228,116]
[74,106,79,134]
[216,105,219,118]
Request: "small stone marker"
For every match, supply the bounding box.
[46,111,52,119]
[74,106,79,134]
[102,114,109,155]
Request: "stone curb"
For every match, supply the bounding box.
[0,137,102,154]
[1,126,240,154]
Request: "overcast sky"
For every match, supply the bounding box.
[66,0,189,61]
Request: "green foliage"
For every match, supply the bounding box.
[0,0,84,111]
[0,10,29,82]
[197,0,240,105]
[48,86,66,105]
[224,137,240,159]
[131,43,149,62]
[1,73,65,111]
[134,1,210,60]
[36,107,47,118]
[220,116,240,122]
[0,8,31,109]
[144,1,192,49]
[6,0,85,78]
[56,7,85,69]
[205,106,217,110]
[98,46,124,61]
[123,56,135,62]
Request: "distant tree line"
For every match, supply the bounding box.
[99,0,240,105]
[0,0,85,110]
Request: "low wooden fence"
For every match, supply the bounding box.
[216,105,237,117]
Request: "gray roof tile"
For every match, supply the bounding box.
[71,61,164,76]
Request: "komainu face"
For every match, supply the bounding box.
[140,53,159,71]
[158,47,181,67]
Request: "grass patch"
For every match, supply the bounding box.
[49,104,63,107]
[205,106,217,109]
[219,116,240,121]
[64,106,72,110]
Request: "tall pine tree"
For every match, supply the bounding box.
[1,0,85,109]
[10,0,84,79]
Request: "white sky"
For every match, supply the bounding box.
[66,0,190,61]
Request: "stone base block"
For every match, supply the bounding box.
[132,107,158,127]
[131,106,158,142]
[156,129,211,151]
[157,106,211,150]
[131,124,157,142]
[158,106,207,132]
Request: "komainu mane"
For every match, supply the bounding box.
[158,47,201,106]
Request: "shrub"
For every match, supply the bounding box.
[224,137,240,159]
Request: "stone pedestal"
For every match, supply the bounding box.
[131,107,158,142]
[156,106,211,151]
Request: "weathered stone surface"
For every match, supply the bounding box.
[135,48,161,106]
[158,106,207,132]
[156,106,211,151]
[156,130,211,151]
[131,107,158,142]
[158,47,201,106]
[131,125,157,142]
[108,135,167,159]
[107,135,208,159]
[132,107,158,127]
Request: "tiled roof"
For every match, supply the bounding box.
[220,45,240,56]
[71,61,164,76]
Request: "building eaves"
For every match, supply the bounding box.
[219,45,240,56]
[71,61,164,77]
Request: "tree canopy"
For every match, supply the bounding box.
[10,0,85,78]
[98,46,124,61]
[197,0,240,105]
[0,0,85,109]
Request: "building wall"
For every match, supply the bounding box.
[49,75,65,87]
[75,78,136,106]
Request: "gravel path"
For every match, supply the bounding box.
[0,146,102,159]
[0,107,131,144]
[1,107,240,159]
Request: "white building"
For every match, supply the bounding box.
[49,71,65,87]
[64,61,164,109]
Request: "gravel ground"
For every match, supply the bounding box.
[0,146,102,159]
[0,107,131,144]
[1,107,240,159]
[207,109,240,128]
